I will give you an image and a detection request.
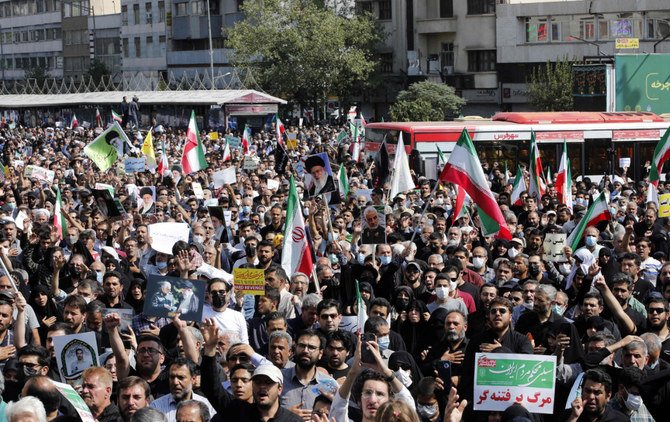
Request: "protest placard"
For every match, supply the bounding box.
[148,222,190,255]
[243,156,260,171]
[192,182,204,199]
[93,188,126,219]
[213,167,236,188]
[102,308,134,332]
[53,332,99,383]
[124,156,147,173]
[660,193,670,217]
[209,132,219,140]
[94,183,115,195]
[233,268,266,295]
[226,135,241,149]
[84,122,133,171]
[304,152,336,197]
[51,380,96,422]
[286,132,298,149]
[24,165,55,184]
[361,205,387,245]
[542,233,567,262]
[473,353,556,414]
[197,262,234,283]
[144,275,206,321]
[267,179,280,190]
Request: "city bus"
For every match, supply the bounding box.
[363,112,670,182]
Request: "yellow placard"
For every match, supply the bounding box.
[659,193,670,217]
[209,132,219,140]
[233,268,266,295]
[616,38,639,49]
[286,133,298,150]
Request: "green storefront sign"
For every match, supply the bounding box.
[616,54,670,114]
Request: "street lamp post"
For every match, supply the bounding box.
[569,35,605,56]
[206,0,214,89]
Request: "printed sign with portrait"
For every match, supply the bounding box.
[53,332,99,385]
[144,275,206,321]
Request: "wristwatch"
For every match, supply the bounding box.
[384,372,396,382]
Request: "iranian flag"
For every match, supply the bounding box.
[70,114,79,130]
[437,145,446,166]
[566,192,611,250]
[354,281,367,335]
[242,125,251,154]
[452,185,469,224]
[336,130,347,144]
[157,141,169,177]
[54,188,67,241]
[528,130,546,200]
[181,110,207,174]
[281,175,314,278]
[649,127,670,185]
[351,124,361,162]
[439,129,511,239]
[95,108,102,127]
[112,110,123,123]
[337,164,349,199]
[565,158,573,211]
[273,115,285,145]
[555,140,572,208]
[510,166,527,206]
[222,141,232,162]
[389,132,415,199]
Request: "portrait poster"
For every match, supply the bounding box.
[360,205,387,245]
[144,275,206,321]
[102,308,134,332]
[303,152,336,197]
[53,332,99,384]
[92,188,126,219]
[473,353,556,414]
[136,186,156,214]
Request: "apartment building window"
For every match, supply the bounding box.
[357,1,372,14]
[192,0,205,15]
[467,0,495,15]
[123,38,129,58]
[467,50,496,72]
[379,0,392,20]
[551,20,564,41]
[176,2,188,16]
[380,53,393,73]
[122,5,128,25]
[135,37,141,57]
[0,2,10,17]
[146,2,152,23]
[580,18,595,40]
[146,36,153,56]
[526,18,548,42]
[158,1,165,22]
[647,18,670,39]
[440,42,454,73]
[440,0,453,18]
[37,0,45,13]
[159,35,166,44]
[133,4,140,25]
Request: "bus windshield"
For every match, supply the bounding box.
[365,128,411,147]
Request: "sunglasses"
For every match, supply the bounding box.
[489,308,508,315]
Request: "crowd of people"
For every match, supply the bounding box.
[0,115,668,422]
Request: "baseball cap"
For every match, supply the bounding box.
[510,237,526,248]
[252,364,283,385]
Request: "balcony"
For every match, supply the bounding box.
[167,49,231,66]
[172,15,223,40]
[416,18,458,34]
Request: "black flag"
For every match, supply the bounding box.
[372,140,389,188]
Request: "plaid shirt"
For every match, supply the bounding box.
[131,313,170,334]
[608,396,655,422]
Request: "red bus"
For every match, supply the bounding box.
[363,112,670,182]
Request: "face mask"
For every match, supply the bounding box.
[95,271,104,284]
[625,389,642,411]
[444,205,453,212]
[472,257,486,269]
[212,292,227,308]
[508,248,519,259]
[435,286,449,300]
[18,365,38,383]
[6,202,15,210]
[193,235,204,244]
[396,298,410,309]
[552,304,565,316]
[68,235,78,245]
[575,198,587,206]
[417,403,439,419]
[377,336,390,351]
[242,206,251,214]
[450,280,458,291]
[329,253,338,265]
[528,264,541,277]
[245,244,257,257]
[395,368,413,388]
[380,255,392,266]
[558,263,572,275]
[585,235,597,247]
[156,261,168,270]
[436,198,444,205]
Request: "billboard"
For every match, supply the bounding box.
[616,54,670,114]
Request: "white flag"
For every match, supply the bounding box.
[389,133,415,199]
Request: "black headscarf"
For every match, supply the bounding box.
[418,307,450,352]
[397,299,429,355]
[388,351,423,390]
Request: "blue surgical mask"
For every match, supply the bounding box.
[156,261,168,270]
[95,271,103,284]
[329,253,338,264]
[380,255,392,266]
[377,336,390,351]
[357,252,367,264]
[552,304,565,316]
[585,235,597,247]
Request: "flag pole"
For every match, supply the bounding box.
[409,179,441,244]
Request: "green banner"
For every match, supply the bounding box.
[476,358,554,388]
[616,54,670,114]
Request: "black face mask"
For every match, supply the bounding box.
[528,264,541,277]
[396,298,410,310]
[212,292,227,308]
[245,244,257,257]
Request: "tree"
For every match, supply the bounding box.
[87,59,111,85]
[528,56,574,111]
[389,81,465,122]
[24,66,49,89]
[228,0,383,108]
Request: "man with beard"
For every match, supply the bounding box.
[150,357,216,422]
[117,376,151,422]
[199,318,302,421]
[643,296,670,363]
[320,331,351,385]
[280,329,325,419]
[202,279,248,344]
[106,313,171,398]
[81,367,121,422]
[467,283,497,337]
[564,369,627,422]
[421,310,468,387]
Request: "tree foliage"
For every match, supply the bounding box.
[389,81,465,122]
[87,59,111,84]
[228,0,383,105]
[528,56,574,111]
[24,66,49,86]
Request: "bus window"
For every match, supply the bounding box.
[567,143,582,179]
[476,141,527,171]
[365,129,411,146]
[584,139,612,176]
[538,144,558,176]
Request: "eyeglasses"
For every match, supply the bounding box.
[489,308,508,315]
[18,362,41,369]
[229,354,250,363]
[648,308,666,314]
[296,343,320,351]
[320,313,338,320]
[137,347,163,356]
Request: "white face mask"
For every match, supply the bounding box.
[193,235,204,244]
[435,286,449,300]
[395,368,412,388]
[508,248,519,258]
[449,280,458,291]
[472,257,486,269]
[625,389,642,411]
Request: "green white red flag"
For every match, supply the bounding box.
[54,188,67,241]
[355,280,367,335]
[510,166,527,206]
[649,127,670,186]
[439,129,511,239]
[281,175,314,278]
[528,130,546,200]
[337,164,349,199]
[181,110,207,174]
[555,140,572,210]
[389,133,415,199]
[112,110,122,123]
[566,192,611,250]
[242,125,251,154]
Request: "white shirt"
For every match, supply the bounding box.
[201,305,249,344]
[150,392,216,422]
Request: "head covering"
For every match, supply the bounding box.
[252,364,283,385]
[305,154,326,172]
[388,351,424,388]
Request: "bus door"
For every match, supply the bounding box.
[612,129,664,182]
